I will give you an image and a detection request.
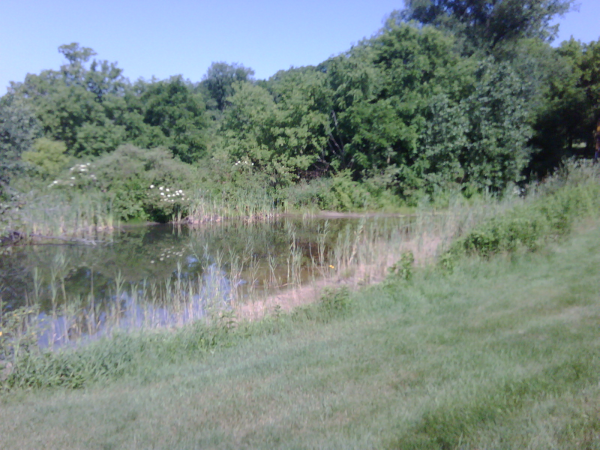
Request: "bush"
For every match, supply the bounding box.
[317,287,352,321]
[47,144,198,222]
[388,251,415,280]
[22,138,69,179]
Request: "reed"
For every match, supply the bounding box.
[3,190,116,239]
[185,188,278,224]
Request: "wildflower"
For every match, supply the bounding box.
[159,186,164,191]
[329,265,335,269]
[70,177,75,180]
[160,192,165,196]
[150,185,154,189]
[150,260,155,264]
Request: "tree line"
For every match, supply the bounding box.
[1,0,599,214]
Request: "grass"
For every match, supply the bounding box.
[1,189,116,239]
[1,216,600,448]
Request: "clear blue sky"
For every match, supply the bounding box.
[1,0,598,94]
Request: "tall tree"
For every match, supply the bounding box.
[0,94,41,195]
[530,39,600,175]
[200,62,255,111]
[139,76,208,163]
[11,43,129,156]
[400,0,575,53]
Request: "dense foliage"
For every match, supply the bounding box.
[1,0,599,222]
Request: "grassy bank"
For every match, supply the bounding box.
[1,214,600,447]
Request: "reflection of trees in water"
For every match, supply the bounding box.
[1,217,402,313]
[1,216,408,347]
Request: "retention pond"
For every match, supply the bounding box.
[1,216,412,348]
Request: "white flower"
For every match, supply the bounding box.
[166,188,170,192]
[159,186,164,191]
[160,192,165,196]
[150,185,154,189]
[70,177,75,180]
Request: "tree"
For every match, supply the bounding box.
[22,138,69,179]
[321,23,470,188]
[461,60,532,190]
[139,76,208,163]
[530,39,600,175]
[10,43,130,156]
[400,0,575,53]
[0,94,41,195]
[267,67,332,177]
[200,62,255,111]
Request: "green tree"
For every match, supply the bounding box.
[22,138,69,179]
[200,62,255,111]
[0,94,41,195]
[530,39,600,175]
[400,0,575,53]
[461,59,532,190]
[138,76,208,163]
[267,67,332,177]
[12,43,130,156]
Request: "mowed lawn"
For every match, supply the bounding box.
[1,224,600,449]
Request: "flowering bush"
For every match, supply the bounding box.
[49,144,197,222]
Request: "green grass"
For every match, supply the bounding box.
[2,218,600,448]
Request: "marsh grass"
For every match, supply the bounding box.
[186,188,278,224]
[1,189,116,239]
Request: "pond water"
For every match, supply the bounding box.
[0,216,408,347]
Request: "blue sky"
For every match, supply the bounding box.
[1,0,598,94]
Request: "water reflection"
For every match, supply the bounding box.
[0,217,407,347]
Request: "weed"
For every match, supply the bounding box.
[389,251,415,281]
[317,287,351,322]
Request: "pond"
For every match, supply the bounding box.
[0,216,411,348]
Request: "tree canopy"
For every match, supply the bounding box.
[1,0,597,209]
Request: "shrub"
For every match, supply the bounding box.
[22,138,69,179]
[47,144,198,222]
[317,287,352,321]
[389,251,415,280]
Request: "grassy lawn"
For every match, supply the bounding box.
[1,223,600,449]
